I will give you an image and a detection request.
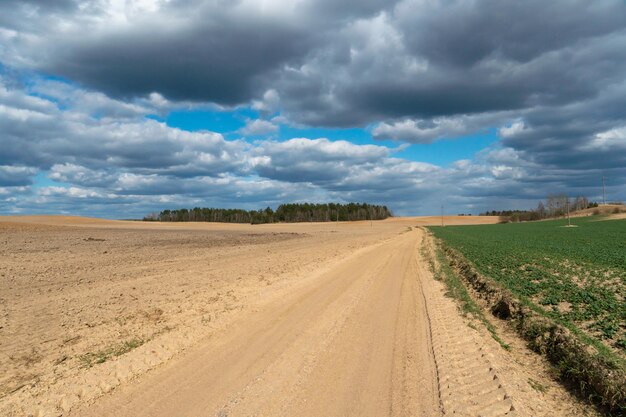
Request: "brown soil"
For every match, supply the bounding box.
[601,212,626,220]
[571,204,626,218]
[0,215,592,416]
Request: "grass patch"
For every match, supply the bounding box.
[427,242,510,350]
[528,378,549,393]
[80,338,145,368]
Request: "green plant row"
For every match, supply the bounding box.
[429,216,626,354]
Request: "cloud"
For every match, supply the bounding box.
[253,138,391,184]
[585,126,626,151]
[239,119,279,136]
[372,115,503,143]
[1,1,625,124]
[495,80,626,171]
[0,165,37,186]
[1,76,454,215]
[2,1,349,104]
[29,78,152,119]
[498,121,526,139]
[252,89,280,114]
[0,76,247,177]
[1,1,626,215]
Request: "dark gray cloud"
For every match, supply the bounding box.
[49,22,308,104]
[497,80,626,172]
[7,0,399,105]
[2,0,625,118]
[3,0,625,128]
[398,0,626,66]
[0,0,77,29]
[0,166,36,186]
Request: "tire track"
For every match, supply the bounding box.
[415,229,518,417]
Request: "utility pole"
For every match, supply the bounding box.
[602,176,607,205]
[566,197,571,226]
[441,205,444,227]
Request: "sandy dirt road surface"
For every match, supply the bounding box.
[1,216,594,416]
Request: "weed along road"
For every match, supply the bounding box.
[1,216,594,417]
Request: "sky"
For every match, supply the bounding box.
[1,0,625,218]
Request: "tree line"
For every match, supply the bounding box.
[480,195,599,222]
[144,203,392,224]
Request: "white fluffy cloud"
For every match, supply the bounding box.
[586,126,626,150]
[372,118,476,143]
[498,121,526,138]
[252,89,280,114]
[239,119,279,136]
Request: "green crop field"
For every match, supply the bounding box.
[429,216,626,355]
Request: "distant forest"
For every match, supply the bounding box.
[480,195,599,222]
[145,203,392,224]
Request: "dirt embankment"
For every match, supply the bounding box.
[435,242,625,412]
[571,204,626,218]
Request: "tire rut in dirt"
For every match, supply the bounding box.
[416,232,518,417]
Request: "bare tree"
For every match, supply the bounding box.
[536,201,546,219]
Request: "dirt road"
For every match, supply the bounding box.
[1,217,593,416]
[69,229,440,417]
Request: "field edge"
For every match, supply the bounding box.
[427,232,626,413]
